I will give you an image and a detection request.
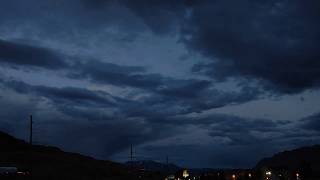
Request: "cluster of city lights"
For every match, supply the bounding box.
[165,170,301,180]
[265,170,300,180]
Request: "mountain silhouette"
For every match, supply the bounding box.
[126,160,180,173]
[256,144,320,179]
[0,131,145,179]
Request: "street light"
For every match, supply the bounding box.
[266,171,272,176]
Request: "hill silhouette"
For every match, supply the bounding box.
[256,145,320,178]
[126,160,180,173]
[0,131,162,180]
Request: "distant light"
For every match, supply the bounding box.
[296,173,300,177]
[232,174,236,179]
[17,172,25,175]
[266,171,272,176]
[248,173,252,178]
[183,170,189,178]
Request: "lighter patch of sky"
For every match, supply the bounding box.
[139,125,219,147]
[0,20,199,80]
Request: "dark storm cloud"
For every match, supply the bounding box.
[68,59,213,97]
[156,79,211,98]
[122,0,187,34]
[0,0,154,38]
[156,113,284,145]
[81,0,187,34]
[67,60,254,116]
[0,39,221,108]
[0,40,218,104]
[0,77,260,137]
[301,113,320,132]
[2,79,116,108]
[68,60,162,89]
[145,85,253,116]
[206,115,281,145]
[65,59,260,115]
[120,83,261,119]
[182,0,320,93]
[73,0,320,94]
[0,77,260,122]
[0,39,66,69]
[82,0,320,93]
[4,0,319,93]
[2,0,320,95]
[0,37,262,117]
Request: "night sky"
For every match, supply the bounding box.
[0,0,320,168]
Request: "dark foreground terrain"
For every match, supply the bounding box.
[0,131,164,180]
[256,145,320,180]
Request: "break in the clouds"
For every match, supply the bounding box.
[1,0,320,168]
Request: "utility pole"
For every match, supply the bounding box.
[166,155,169,166]
[166,155,169,174]
[129,144,134,174]
[29,115,33,145]
[29,115,33,180]
[130,144,133,162]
